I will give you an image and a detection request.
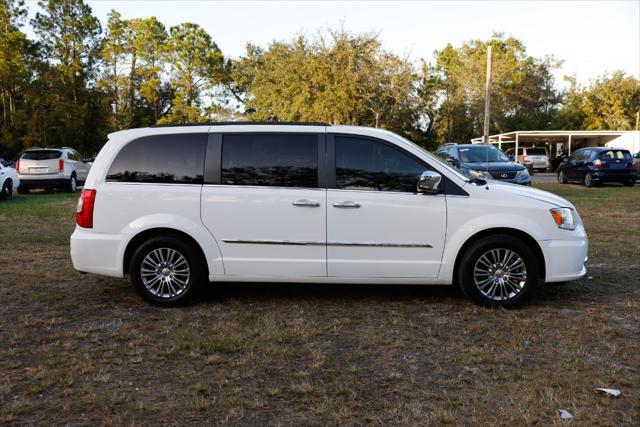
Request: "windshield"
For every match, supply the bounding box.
[599,150,631,160]
[459,146,509,163]
[22,150,61,160]
[391,134,470,181]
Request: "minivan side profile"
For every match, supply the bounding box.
[70,123,588,308]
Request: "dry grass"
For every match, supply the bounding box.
[1,184,639,425]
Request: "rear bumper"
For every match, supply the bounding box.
[70,228,124,278]
[540,232,588,283]
[591,170,636,182]
[19,176,69,187]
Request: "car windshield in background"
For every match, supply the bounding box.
[459,146,508,163]
[599,150,631,160]
[527,148,547,155]
[22,150,61,160]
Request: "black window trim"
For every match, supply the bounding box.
[204,132,326,190]
[327,132,468,196]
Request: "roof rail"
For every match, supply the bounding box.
[149,121,330,128]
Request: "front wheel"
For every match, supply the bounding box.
[129,236,205,306]
[457,234,539,308]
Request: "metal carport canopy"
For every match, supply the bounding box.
[470,130,630,156]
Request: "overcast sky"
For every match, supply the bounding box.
[24,0,640,86]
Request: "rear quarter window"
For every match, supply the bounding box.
[106,134,207,184]
[21,150,62,160]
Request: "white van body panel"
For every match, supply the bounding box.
[71,124,588,287]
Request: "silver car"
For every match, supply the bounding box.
[16,147,91,193]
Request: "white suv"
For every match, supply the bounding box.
[17,147,91,193]
[70,123,588,307]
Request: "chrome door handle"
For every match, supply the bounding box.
[332,201,361,209]
[292,199,320,207]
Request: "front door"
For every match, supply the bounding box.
[201,133,326,277]
[326,135,447,278]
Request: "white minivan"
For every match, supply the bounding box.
[70,123,588,307]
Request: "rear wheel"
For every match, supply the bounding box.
[624,179,635,187]
[129,236,205,306]
[457,234,539,308]
[584,172,595,187]
[558,169,568,183]
[0,179,12,200]
[66,174,77,193]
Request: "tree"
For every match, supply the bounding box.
[428,34,562,144]
[31,0,105,154]
[0,0,30,157]
[232,29,420,141]
[161,22,224,123]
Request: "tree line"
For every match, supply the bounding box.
[1,0,639,159]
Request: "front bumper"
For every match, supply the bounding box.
[540,232,588,283]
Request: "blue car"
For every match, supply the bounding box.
[557,147,637,187]
[436,143,531,185]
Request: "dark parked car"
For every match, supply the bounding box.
[436,143,531,185]
[557,147,636,187]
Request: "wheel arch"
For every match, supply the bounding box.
[452,227,546,284]
[122,227,210,278]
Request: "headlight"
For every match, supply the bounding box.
[550,207,576,230]
[515,168,531,183]
[468,169,493,180]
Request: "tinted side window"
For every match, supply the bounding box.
[107,133,207,184]
[221,134,318,188]
[335,136,426,193]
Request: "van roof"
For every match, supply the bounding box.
[149,121,330,128]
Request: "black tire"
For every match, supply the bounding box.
[0,179,12,200]
[129,236,205,306]
[584,172,595,187]
[558,169,567,184]
[17,185,29,194]
[457,234,539,308]
[66,174,77,193]
[623,179,635,187]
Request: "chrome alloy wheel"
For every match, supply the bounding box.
[140,248,190,298]
[473,248,527,301]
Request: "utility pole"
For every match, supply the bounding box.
[483,45,492,143]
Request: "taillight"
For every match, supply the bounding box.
[593,159,603,169]
[76,189,96,228]
[15,159,20,173]
[59,159,64,172]
[522,156,527,163]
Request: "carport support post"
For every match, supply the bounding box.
[515,132,519,163]
[498,135,502,150]
[568,134,572,155]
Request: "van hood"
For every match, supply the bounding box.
[485,180,574,208]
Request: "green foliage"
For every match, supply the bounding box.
[0,2,638,160]
[159,22,224,124]
[230,29,420,142]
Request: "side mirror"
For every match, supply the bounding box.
[417,171,442,194]
[508,155,515,162]
[446,156,457,167]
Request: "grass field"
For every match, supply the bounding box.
[1,184,639,425]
